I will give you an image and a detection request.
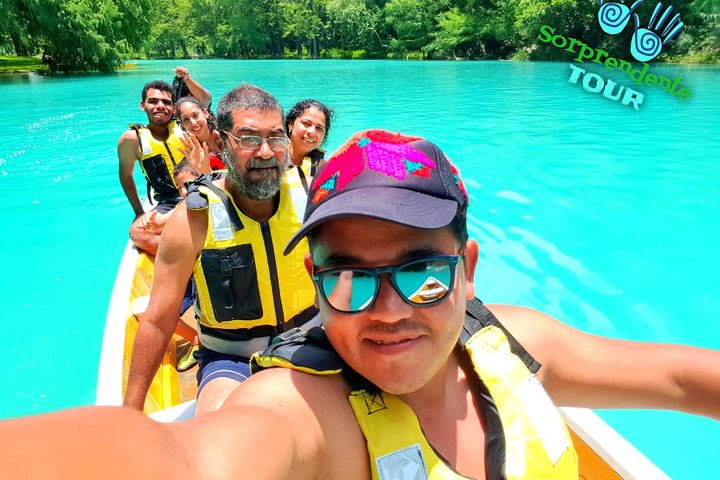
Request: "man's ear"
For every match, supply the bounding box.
[139,100,146,112]
[303,253,313,277]
[304,253,320,308]
[462,240,479,300]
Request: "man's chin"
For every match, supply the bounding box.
[150,117,172,128]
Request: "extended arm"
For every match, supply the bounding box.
[175,66,212,107]
[0,403,303,479]
[123,203,205,410]
[0,368,368,479]
[0,407,191,479]
[118,131,145,218]
[490,304,720,419]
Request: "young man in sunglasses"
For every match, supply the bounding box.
[123,83,318,415]
[3,130,720,479]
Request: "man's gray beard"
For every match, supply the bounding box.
[222,149,288,200]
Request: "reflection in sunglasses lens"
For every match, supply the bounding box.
[319,257,456,313]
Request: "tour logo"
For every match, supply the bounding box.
[537,2,688,111]
[598,0,683,62]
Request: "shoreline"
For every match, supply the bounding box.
[1,55,717,77]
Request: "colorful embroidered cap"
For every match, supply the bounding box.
[284,129,468,255]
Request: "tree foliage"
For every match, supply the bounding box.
[6,0,152,72]
[1,0,718,71]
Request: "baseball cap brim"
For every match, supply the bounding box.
[283,186,458,255]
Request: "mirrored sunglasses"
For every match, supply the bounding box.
[313,255,461,314]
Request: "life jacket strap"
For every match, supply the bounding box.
[463,298,541,374]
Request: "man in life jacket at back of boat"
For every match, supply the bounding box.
[117,80,186,219]
[123,82,318,415]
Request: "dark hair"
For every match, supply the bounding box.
[216,83,284,137]
[285,99,334,144]
[173,158,199,178]
[141,80,174,102]
[307,205,469,254]
[176,96,218,132]
[171,76,192,103]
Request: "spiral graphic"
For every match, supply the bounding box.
[598,3,632,34]
[631,29,662,62]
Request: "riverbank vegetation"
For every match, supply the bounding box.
[0,56,45,74]
[1,0,718,72]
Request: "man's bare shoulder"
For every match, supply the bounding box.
[118,129,139,146]
[221,368,370,479]
[484,304,579,374]
[224,368,352,414]
[485,304,559,338]
[156,202,207,264]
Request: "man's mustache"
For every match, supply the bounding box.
[361,319,431,336]
[247,158,281,169]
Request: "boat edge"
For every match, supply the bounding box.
[560,407,670,480]
[96,240,139,406]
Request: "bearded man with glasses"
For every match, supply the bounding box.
[123,83,318,415]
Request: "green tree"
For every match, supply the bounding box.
[384,0,448,57]
[193,0,277,57]
[0,0,34,55]
[323,0,383,52]
[687,0,720,60]
[20,0,152,72]
[280,0,323,57]
[147,0,194,58]
[425,0,518,59]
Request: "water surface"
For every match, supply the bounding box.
[1,59,718,478]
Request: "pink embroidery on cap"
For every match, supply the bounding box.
[311,130,434,204]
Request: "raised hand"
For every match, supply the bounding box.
[178,132,212,174]
[174,66,189,79]
[631,3,683,62]
[597,0,643,35]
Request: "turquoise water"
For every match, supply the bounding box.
[1,59,718,477]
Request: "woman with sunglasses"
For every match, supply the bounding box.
[176,96,224,173]
[285,99,334,187]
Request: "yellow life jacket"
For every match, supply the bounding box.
[293,148,325,193]
[129,121,184,203]
[188,168,317,356]
[251,299,578,479]
[349,325,578,480]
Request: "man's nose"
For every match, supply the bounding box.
[367,276,412,323]
[257,139,274,159]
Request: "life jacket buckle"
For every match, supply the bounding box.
[219,256,232,276]
[272,327,303,344]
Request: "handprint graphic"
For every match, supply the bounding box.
[597,0,643,35]
[631,3,683,62]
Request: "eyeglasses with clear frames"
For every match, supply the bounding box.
[223,131,290,151]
